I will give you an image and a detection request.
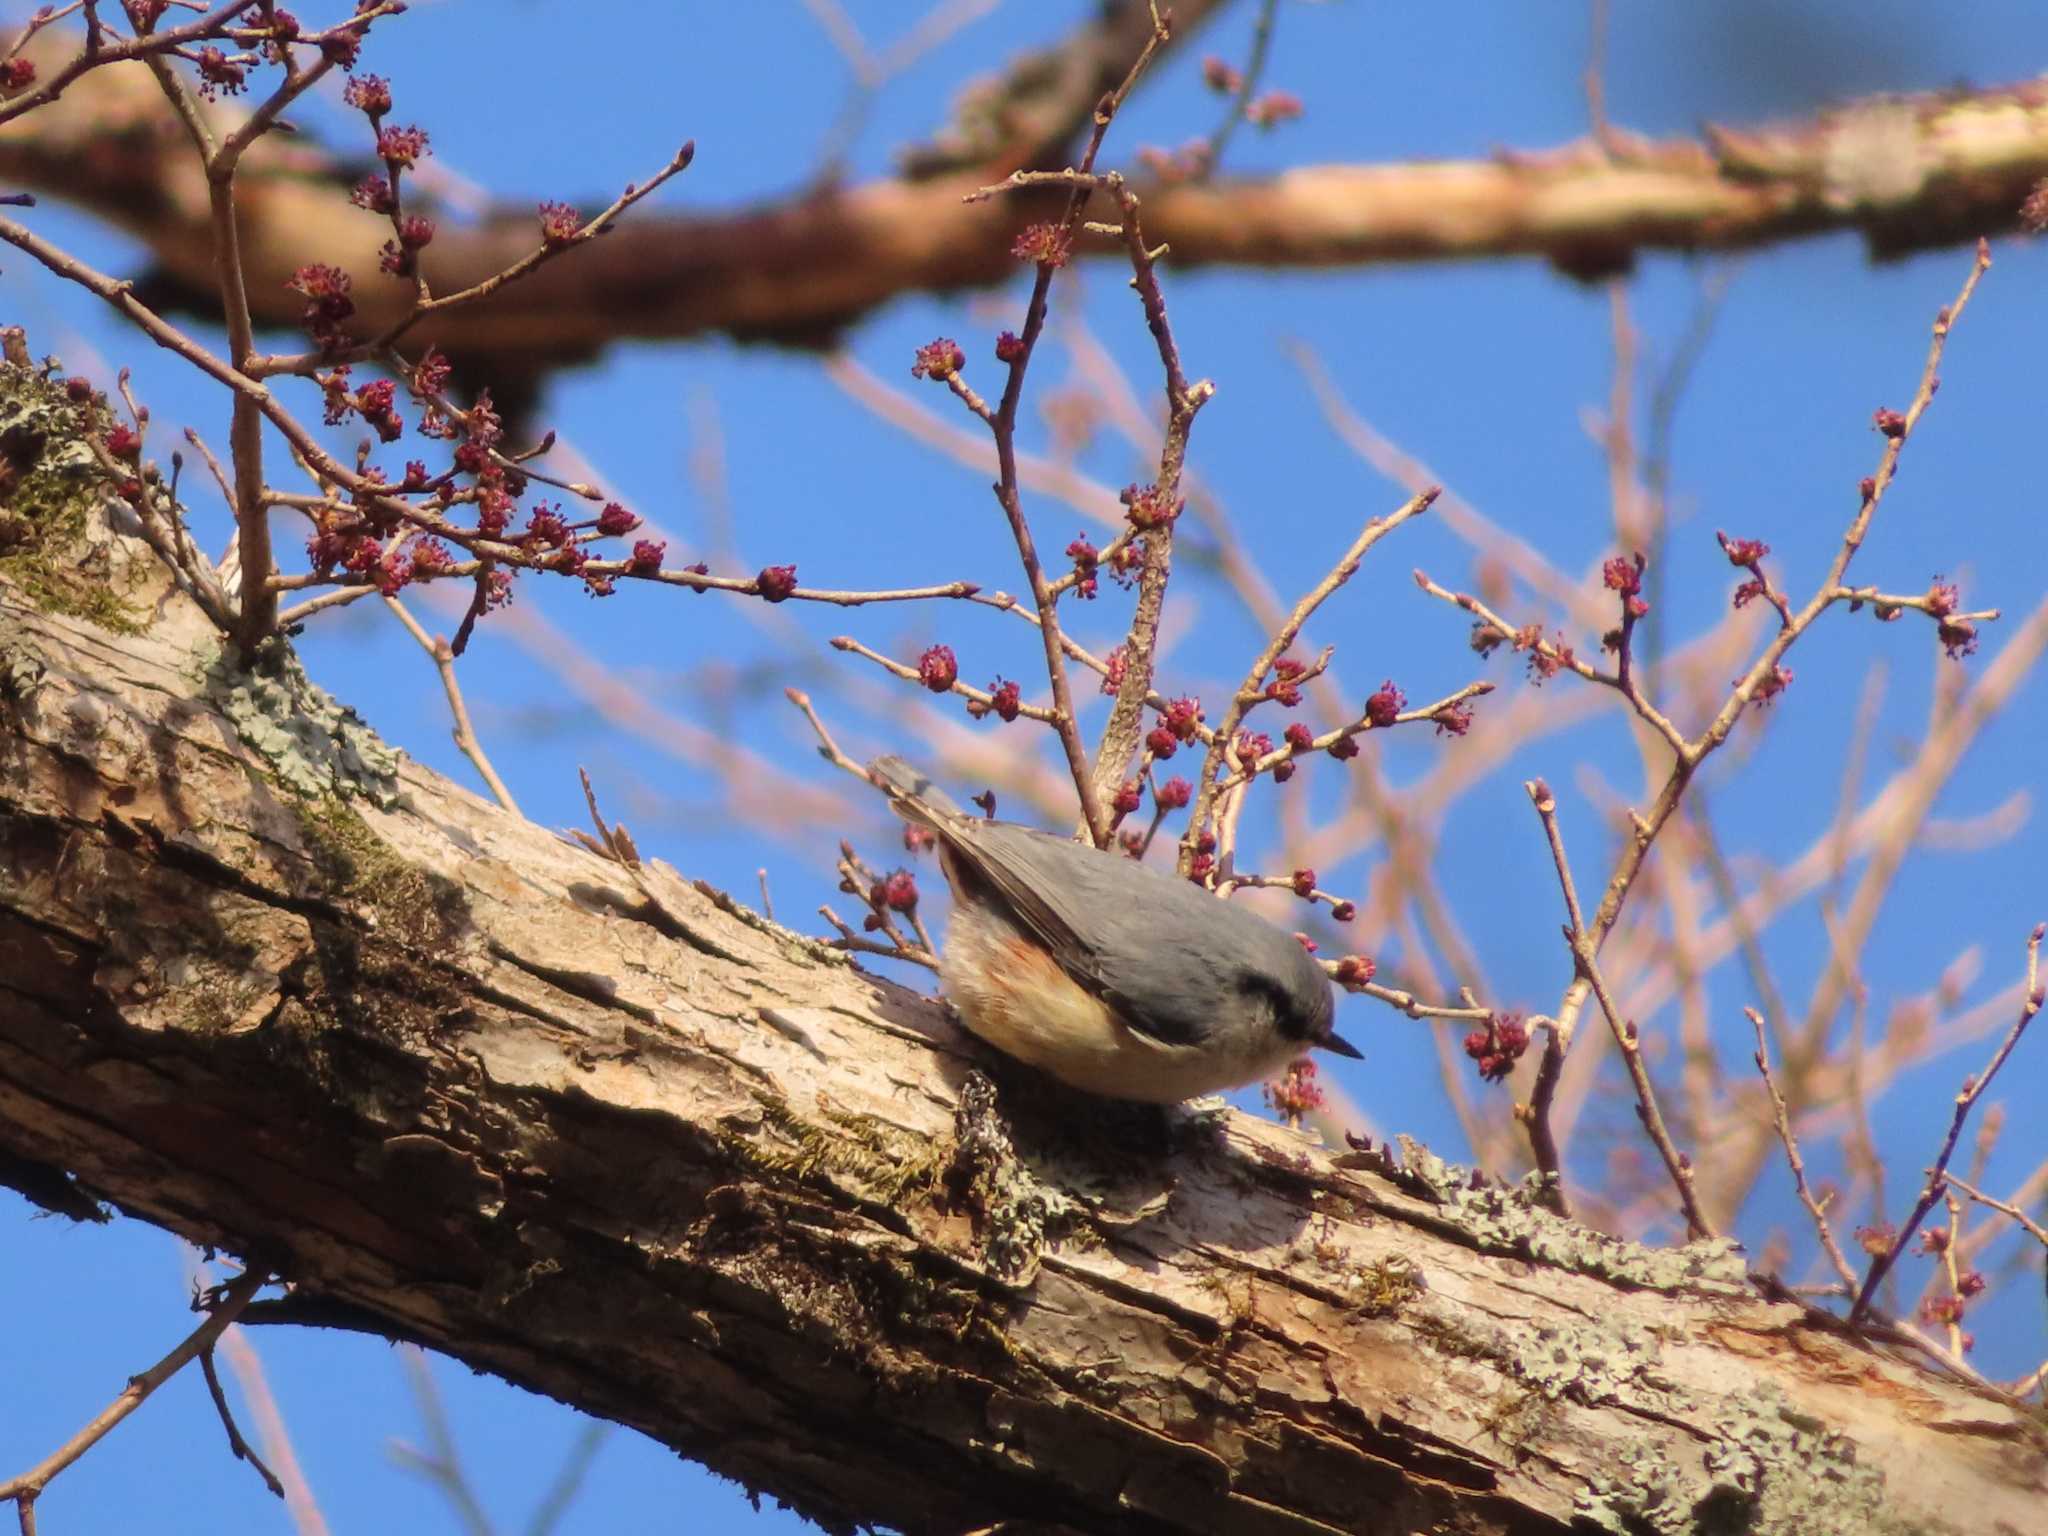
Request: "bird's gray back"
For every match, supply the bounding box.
[954,820,1332,1047]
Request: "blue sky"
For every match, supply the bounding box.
[4,2,2045,1530]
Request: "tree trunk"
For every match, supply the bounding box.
[1,412,2041,1534]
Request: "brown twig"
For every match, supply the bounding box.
[819,904,941,971]
[389,1346,493,1536]
[0,1269,266,1528]
[830,635,1059,724]
[1942,1171,2048,1252]
[1198,0,1279,177]
[942,12,1179,847]
[1349,978,1493,1026]
[252,142,699,377]
[1850,923,2044,1323]
[1180,489,1438,870]
[1748,1006,1858,1291]
[214,1322,329,1536]
[1520,1016,1570,1216]
[383,597,520,815]
[785,688,873,783]
[1217,680,1495,794]
[199,1347,286,1500]
[1527,776,1713,1238]
[0,0,266,128]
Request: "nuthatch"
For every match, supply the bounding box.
[871,756,1359,1102]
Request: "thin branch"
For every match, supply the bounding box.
[389,1346,495,1536]
[253,142,700,376]
[0,0,265,128]
[0,1269,266,1522]
[1198,0,1278,176]
[1217,680,1495,794]
[1528,777,1713,1239]
[383,597,521,815]
[215,1322,329,1535]
[947,12,1175,846]
[199,1347,286,1500]
[1943,1172,2048,1252]
[830,635,1058,723]
[1748,1006,1858,1291]
[1521,1016,1569,1216]
[1851,923,2044,1323]
[1180,489,1437,869]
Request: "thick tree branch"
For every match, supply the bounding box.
[2,53,2043,379]
[1,446,2043,1536]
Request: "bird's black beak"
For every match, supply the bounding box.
[1320,1028,1364,1060]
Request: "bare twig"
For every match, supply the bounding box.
[1942,1171,2048,1252]
[0,0,266,128]
[383,597,520,815]
[830,635,1059,724]
[199,1347,286,1500]
[0,1269,266,1527]
[1748,1006,1858,1291]
[1180,489,1437,870]
[1851,923,2044,1322]
[215,1323,329,1536]
[389,1346,493,1536]
[1198,0,1279,176]
[943,12,1180,846]
[1528,777,1713,1238]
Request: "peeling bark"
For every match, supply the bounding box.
[1,483,2044,1531]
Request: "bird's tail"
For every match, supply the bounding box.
[868,755,967,829]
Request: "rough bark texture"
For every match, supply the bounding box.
[2,378,2045,1533]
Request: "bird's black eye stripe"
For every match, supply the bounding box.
[1238,970,1306,1035]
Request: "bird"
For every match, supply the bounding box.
[869,755,1359,1103]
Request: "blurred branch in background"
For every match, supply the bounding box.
[4,18,2047,384]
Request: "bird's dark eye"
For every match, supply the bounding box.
[1239,971,1315,1041]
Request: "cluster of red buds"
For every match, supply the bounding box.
[1100,644,1127,695]
[1364,680,1406,728]
[1066,534,1099,599]
[1748,663,1794,709]
[911,338,966,382]
[1912,1223,1988,1349]
[1120,481,1183,531]
[1266,655,1307,706]
[1516,626,1575,685]
[967,677,1022,722]
[1135,140,1216,184]
[538,201,583,249]
[1244,90,1304,128]
[1603,552,1648,619]
[1144,696,1205,759]
[286,264,355,353]
[1925,578,1979,658]
[1011,222,1073,269]
[1463,1013,1530,1083]
[1332,955,1376,991]
[867,868,918,921]
[1263,1059,1327,1123]
[917,645,957,692]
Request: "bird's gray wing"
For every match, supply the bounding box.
[869,754,968,824]
[945,822,1242,1049]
